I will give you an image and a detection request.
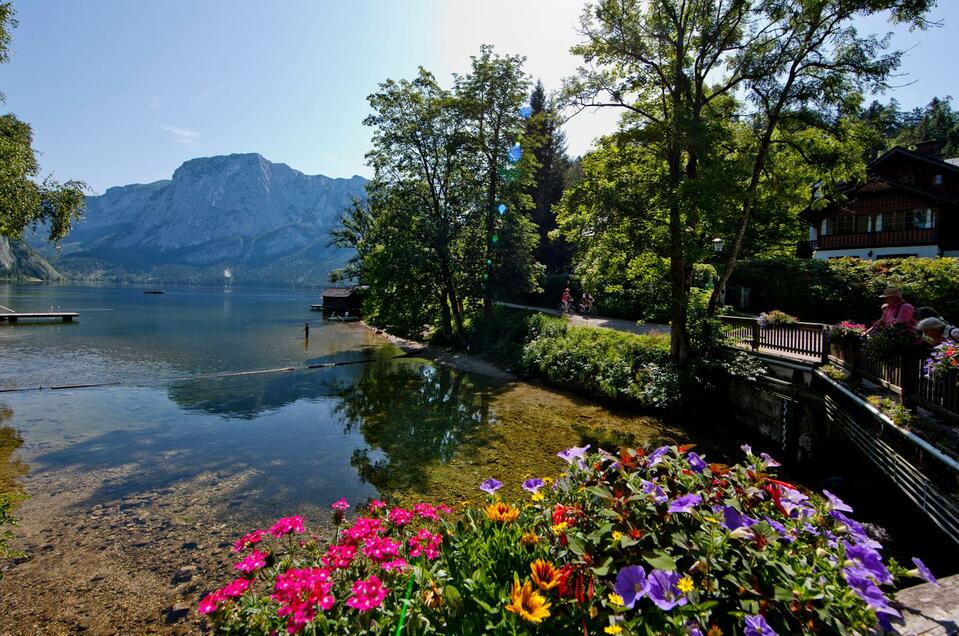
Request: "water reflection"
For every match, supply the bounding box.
[0,404,28,493]
[335,361,500,493]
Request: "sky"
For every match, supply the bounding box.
[1,0,957,194]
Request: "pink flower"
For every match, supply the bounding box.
[232,529,265,552]
[345,575,389,612]
[198,591,225,615]
[341,517,384,544]
[388,507,413,527]
[220,577,251,598]
[381,558,408,572]
[234,549,269,575]
[272,568,335,633]
[269,515,305,537]
[408,528,443,560]
[368,499,387,511]
[322,543,357,569]
[413,503,438,520]
[362,535,401,562]
[331,498,349,512]
[438,504,453,515]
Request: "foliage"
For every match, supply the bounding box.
[564,0,934,363]
[862,323,925,364]
[819,363,853,383]
[0,4,86,241]
[757,311,798,327]
[861,96,959,159]
[201,445,936,634]
[729,256,959,325]
[519,316,677,408]
[923,341,959,379]
[829,321,867,347]
[866,396,919,429]
[0,491,25,578]
[334,48,542,343]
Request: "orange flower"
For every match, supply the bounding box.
[529,559,562,591]
[520,531,540,545]
[484,501,519,523]
[506,575,551,623]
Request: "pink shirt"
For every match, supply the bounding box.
[879,301,914,327]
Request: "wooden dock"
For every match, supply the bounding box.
[0,312,79,323]
[310,304,323,311]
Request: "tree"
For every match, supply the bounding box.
[525,81,572,274]
[567,0,935,365]
[0,3,85,242]
[454,45,535,320]
[893,97,959,156]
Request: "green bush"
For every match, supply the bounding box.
[728,256,959,324]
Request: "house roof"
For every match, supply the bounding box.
[870,146,959,174]
[322,287,357,298]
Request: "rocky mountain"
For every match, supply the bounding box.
[31,153,367,286]
[0,237,64,282]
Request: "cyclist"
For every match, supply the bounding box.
[560,288,572,314]
[580,291,595,315]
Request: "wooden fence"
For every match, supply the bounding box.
[720,316,959,419]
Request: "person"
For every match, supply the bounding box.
[560,288,572,313]
[916,316,959,345]
[580,291,595,314]
[864,287,915,335]
[302,321,310,338]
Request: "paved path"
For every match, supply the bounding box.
[496,302,671,337]
[894,574,959,635]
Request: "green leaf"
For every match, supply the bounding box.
[444,585,464,613]
[644,551,677,571]
[566,533,586,557]
[591,556,613,576]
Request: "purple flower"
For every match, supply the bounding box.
[647,445,670,466]
[744,614,778,636]
[823,489,853,513]
[557,444,590,464]
[721,506,756,531]
[641,479,668,505]
[479,478,502,495]
[687,452,707,473]
[668,493,702,514]
[844,541,892,585]
[759,452,781,468]
[843,567,900,619]
[911,557,939,588]
[522,478,544,494]
[763,516,793,543]
[647,569,687,611]
[613,565,649,609]
[740,443,752,454]
[829,511,879,548]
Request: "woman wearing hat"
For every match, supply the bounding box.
[864,287,915,335]
[916,316,959,345]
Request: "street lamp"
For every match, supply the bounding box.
[711,237,724,254]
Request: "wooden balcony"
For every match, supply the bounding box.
[818,228,938,250]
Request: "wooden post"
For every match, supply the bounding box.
[901,356,919,408]
[821,326,830,365]
[751,320,761,352]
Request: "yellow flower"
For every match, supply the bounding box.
[484,501,519,523]
[520,531,540,545]
[604,626,623,635]
[531,492,545,502]
[677,576,694,594]
[530,559,562,591]
[543,477,554,486]
[551,521,568,534]
[607,592,625,607]
[707,626,724,636]
[589,606,598,618]
[505,575,551,624]
[611,530,623,541]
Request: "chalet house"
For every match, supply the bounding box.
[800,142,959,260]
[320,286,364,313]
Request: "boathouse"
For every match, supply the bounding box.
[319,286,364,313]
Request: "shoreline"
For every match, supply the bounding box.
[362,321,518,382]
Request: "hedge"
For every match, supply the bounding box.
[728,256,959,324]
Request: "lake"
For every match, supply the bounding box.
[0,284,953,634]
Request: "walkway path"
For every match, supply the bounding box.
[496,302,671,337]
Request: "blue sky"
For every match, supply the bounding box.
[1,0,957,193]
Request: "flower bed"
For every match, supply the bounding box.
[757,310,798,327]
[200,445,937,634]
[829,321,866,348]
[924,341,959,379]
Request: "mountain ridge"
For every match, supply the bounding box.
[30,153,367,286]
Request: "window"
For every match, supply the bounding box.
[855,215,872,233]
[913,208,934,229]
[934,174,943,185]
[879,208,936,232]
[898,174,916,185]
[874,213,883,232]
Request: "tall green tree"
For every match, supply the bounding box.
[567,0,935,365]
[525,81,572,274]
[454,45,536,319]
[0,2,85,242]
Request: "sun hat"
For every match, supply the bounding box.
[917,317,947,331]
[878,287,902,298]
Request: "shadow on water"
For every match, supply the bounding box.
[25,358,510,519]
[1,404,28,494]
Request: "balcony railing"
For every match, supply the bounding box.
[817,228,938,250]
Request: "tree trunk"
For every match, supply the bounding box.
[483,167,497,321]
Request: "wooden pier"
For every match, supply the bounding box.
[0,312,79,323]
